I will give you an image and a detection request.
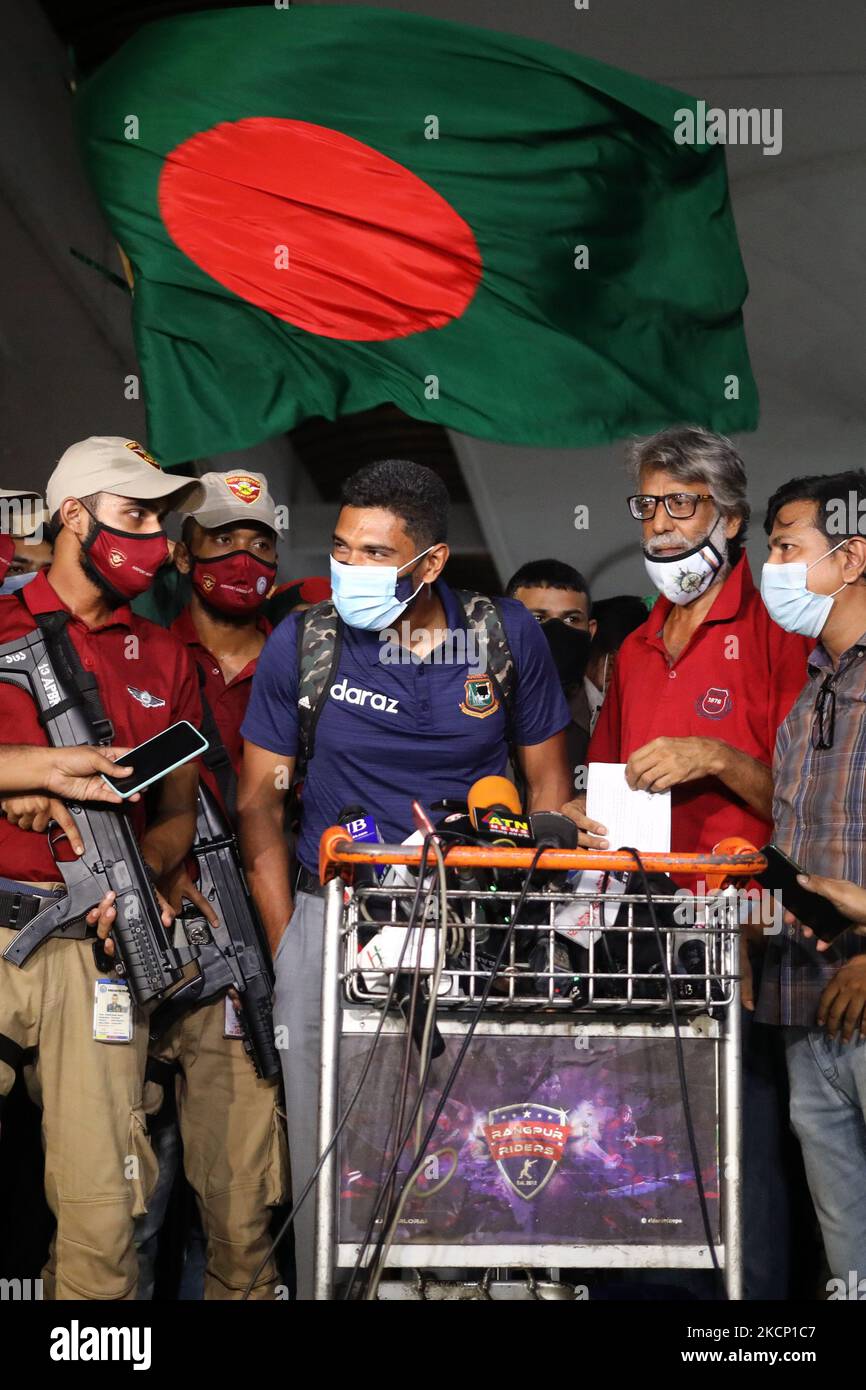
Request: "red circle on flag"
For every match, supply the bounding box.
[158,117,482,341]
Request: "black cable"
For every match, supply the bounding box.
[344,835,446,1297]
[360,854,446,1299]
[241,838,436,1299]
[377,878,430,1252]
[621,847,725,1293]
[360,844,544,1296]
[348,845,545,1300]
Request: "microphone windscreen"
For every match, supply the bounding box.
[467,775,522,824]
[529,811,578,851]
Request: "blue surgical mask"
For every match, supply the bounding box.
[329,547,434,630]
[760,540,848,638]
[0,569,39,594]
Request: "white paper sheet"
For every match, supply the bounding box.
[586,762,671,853]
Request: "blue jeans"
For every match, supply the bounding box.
[785,1026,866,1286]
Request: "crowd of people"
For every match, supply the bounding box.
[0,422,865,1299]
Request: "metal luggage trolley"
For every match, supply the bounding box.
[313,828,765,1301]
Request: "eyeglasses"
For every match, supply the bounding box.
[627,493,713,521]
[812,673,837,751]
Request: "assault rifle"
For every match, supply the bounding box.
[150,781,279,1080]
[0,619,199,1004]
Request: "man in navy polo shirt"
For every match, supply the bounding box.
[239,459,571,1298]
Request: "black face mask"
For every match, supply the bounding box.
[541,619,592,691]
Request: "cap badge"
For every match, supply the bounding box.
[225,472,261,504]
[124,441,160,468]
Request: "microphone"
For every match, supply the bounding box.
[341,806,445,1058]
[336,803,388,933]
[466,775,533,845]
[529,811,578,852]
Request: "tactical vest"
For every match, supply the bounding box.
[294,591,516,781]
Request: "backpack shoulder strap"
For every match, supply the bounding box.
[454,589,517,726]
[295,600,343,780]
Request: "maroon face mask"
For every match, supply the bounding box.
[82,520,170,601]
[191,550,277,614]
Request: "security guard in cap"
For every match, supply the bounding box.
[136,470,288,1300]
[0,437,204,1300]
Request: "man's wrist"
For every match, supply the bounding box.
[704,739,729,779]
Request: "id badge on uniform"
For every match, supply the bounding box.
[93,978,134,1043]
[224,994,245,1039]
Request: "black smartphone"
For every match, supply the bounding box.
[100,720,209,799]
[757,843,851,943]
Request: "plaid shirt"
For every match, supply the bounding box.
[756,633,866,1026]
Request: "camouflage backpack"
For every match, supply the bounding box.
[294,590,516,781]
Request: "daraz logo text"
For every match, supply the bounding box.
[330,678,399,714]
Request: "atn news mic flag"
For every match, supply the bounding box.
[77,4,758,464]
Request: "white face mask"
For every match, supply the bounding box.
[643,513,728,605]
[760,540,848,638]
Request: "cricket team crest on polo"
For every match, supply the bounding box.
[225,472,261,504]
[696,686,733,720]
[483,1104,569,1199]
[460,673,500,719]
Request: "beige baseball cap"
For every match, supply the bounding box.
[46,437,205,518]
[182,470,283,534]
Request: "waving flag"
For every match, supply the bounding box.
[78,4,758,463]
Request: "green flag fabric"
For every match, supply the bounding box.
[78,4,758,465]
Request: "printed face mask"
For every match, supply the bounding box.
[643,513,727,605]
[191,550,277,614]
[329,547,434,630]
[760,540,849,638]
[81,515,169,601]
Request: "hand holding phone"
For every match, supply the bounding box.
[100,721,209,799]
[758,844,852,944]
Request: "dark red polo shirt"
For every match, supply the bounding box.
[0,570,201,883]
[170,607,270,774]
[588,556,811,855]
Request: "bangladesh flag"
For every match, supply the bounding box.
[78,4,758,465]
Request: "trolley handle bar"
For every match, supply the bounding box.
[318,825,765,885]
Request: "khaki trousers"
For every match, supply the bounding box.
[0,929,156,1300]
[147,995,288,1299]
